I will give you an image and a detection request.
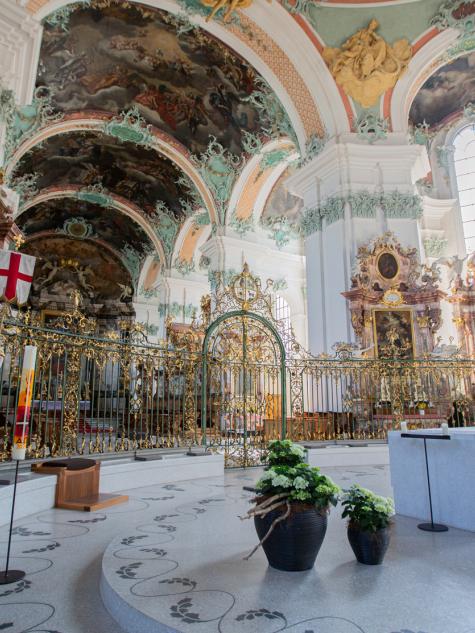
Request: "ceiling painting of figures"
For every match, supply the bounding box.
[14,131,188,220]
[37,2,264,155]
[409,51,475,129]
[17,198,153,260]
[25,236,132,303]
[262,169,304,223]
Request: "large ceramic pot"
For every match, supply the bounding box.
[347,524,390,565]
[254,504,328,571]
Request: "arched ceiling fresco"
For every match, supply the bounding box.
[37,2,264,155]
[17,198,153,259]
[262,168,303,224]
[409,51,475,129]
[25,235,132,305]
[13,131,189,219]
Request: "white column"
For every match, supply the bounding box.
[287,136,431,354]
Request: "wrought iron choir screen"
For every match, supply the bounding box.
[0,266,473,467]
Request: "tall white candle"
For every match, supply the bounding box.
[12,345,37,460]
[400,421,408,433]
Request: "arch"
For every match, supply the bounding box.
[18,188,168,266]
[5,115,220,225]
[201,309,287,439]
[226,138,298,228]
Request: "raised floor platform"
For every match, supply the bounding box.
[0,465,474,632]
[0,451,224,526]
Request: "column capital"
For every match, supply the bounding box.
[286,136,430,206]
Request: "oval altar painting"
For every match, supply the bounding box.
[377,252,398,279]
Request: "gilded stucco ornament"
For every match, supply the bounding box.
[201,0,254,22]
[322,19,412,108]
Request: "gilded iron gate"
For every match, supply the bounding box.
[201,310,287,467]
[198,264,310,467]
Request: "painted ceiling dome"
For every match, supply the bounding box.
[37,2,270,155]
[410,51,475,129]
[12,130,192,220]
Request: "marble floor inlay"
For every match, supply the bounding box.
[0,465,474,633]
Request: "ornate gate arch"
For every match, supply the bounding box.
[200,265,291,467]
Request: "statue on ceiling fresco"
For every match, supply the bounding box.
[323,19,412,109]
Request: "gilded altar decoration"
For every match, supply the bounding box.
[322,19,412,108]
[343,233,445,357]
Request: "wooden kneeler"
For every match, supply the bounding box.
[32,458,128,511]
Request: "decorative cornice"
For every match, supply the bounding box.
[347,191,379,219]
[381,190,423,220]
[302,190,423,236]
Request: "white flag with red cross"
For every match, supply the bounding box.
[0,250,36,306]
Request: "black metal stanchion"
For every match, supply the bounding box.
[0,459,26,585]
[401,432,450,532]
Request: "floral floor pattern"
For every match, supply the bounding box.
[0,465,474,633]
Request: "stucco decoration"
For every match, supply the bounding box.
[201,0,253,22]
[322,19,412,109]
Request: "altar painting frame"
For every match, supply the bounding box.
[372,308,415,359]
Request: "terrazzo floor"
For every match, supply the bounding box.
[0,464,474,633]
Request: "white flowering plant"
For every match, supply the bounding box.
[266,439,307,467]
[242,440,340,559]
[256,462,340,510]
[342,485,394,532]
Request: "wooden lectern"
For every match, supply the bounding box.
[32,458,128,511]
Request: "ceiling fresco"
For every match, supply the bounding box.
[409,51,475,129]
[25,236,131,303]
[261,169,304,223]
[14,131,188,219]
[17,198,153,260]
[37,2,263,155]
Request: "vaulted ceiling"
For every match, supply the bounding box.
[37,2,263,156]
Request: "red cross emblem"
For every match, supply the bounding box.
[0,252,34,302]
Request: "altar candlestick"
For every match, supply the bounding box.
[12,345,37,460]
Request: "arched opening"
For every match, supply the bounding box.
[453,124,475,253]
[201,310,287,467]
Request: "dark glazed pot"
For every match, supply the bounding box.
[347,524,390,565]
[254,504,328,571]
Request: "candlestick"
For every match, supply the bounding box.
[400,421,408,433]
[441,422,449,435]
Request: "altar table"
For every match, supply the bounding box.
[388,428,475,532]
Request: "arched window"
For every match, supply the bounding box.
[273,295,291,343]
[454,124,475,253]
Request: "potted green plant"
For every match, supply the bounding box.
[342,484,394,565]
[242,440,340,571]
